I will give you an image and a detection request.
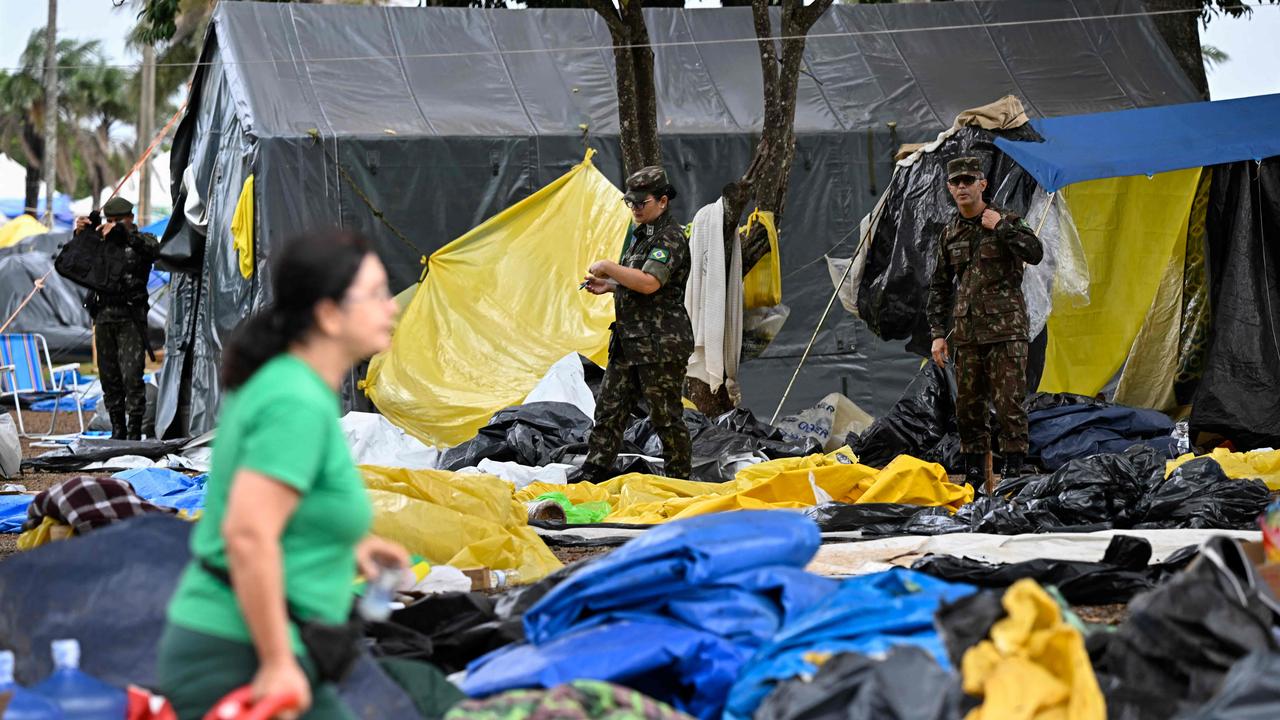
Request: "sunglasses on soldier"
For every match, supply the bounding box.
[948,175,979,187]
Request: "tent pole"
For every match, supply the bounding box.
[769,195,886,425]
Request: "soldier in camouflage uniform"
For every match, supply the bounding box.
[576,166,694,482]
[75,196,160,440]
[926,157,1043,484]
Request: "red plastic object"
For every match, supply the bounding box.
[127,685,177,720]
[203,687,300,720]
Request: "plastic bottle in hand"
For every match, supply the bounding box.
[31,640,126,720]
[357,564,403,622]
[0,650,64,719]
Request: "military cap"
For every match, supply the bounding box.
[947,157,984,181]
[624,166,676,202]
[102,196,135,216]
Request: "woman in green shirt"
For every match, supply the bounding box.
[157,231,407,719]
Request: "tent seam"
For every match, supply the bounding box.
[481,11,539,137]
[381,6,438,137]
[871,4,946,130]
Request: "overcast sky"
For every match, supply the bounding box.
[2,0,1277,102]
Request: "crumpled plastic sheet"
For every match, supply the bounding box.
[1178,651,1280,720]
[441,402,594,471]
[1020,188,1091,339]
[724,569,975,720]
[1089,537,1280,719]
[911,534,1197,606]
[1167,447,1280,492]
[755,646,965,720]
[343,411,440,470]
[1028,401,1174,471]
[848,362,956,469]
[463,512,835,720]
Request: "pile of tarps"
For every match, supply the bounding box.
[0,515,425,718]
[846,362,1175,472]
[809,445,1270,537]
[461,512,844,719]
[21,436,198,474]
[514,452,971,526]
[363,465,566,584]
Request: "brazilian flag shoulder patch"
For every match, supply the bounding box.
[648,247,671,263]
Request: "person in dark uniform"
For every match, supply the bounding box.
[74,196,160,440]
[576,166,694,482]
[926,157,1043,485]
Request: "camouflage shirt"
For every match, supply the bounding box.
[611,210,694,366]
[926,204,1043,346]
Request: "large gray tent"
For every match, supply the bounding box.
[158,0,1197,437]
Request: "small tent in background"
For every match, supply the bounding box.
[365,152,629,447]
[0,215,48,250]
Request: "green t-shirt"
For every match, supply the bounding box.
[167,354,372,653]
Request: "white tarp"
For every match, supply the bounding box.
[343,411,440,470]
[522,353,596,419]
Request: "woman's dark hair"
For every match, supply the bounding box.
[221,230,373,390]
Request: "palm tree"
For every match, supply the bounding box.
[0,32,115,215]
[64,63,135,201]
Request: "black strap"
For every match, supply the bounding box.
[199,558,309,626]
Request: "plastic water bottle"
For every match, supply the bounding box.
[31,640,127,720]
[0,651,64,719]
[357,565,404,622]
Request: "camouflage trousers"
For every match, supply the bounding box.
[96,319,147,439]
[584,360,692,480]
[954,340,1029,454]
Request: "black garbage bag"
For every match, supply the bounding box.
[713,407,787,441]
[1010,452,1148,527]
[1177,651,1280,720]
[22,437,190,472]
[935,590,1006,668]
[1025,392,1108,413]
[440,402,592,470]
[1134,457,1271,530]
[804,502,926,532]
[1090,537,1280,719]
[0,516,420,718]
[755,647,964,720]
[913,535,1198,606]
[849,363,957,469]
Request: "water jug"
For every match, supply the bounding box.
[0,650,64,719]
[31,640,126,720]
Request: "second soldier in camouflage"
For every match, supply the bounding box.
[575,166,694,482]
[926,156,1043,485]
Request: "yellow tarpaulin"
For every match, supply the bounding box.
[362,466,563,583]
[1041,169,1201,395]
[514,450,972,525]
[741,210,781,308]
[230,174,255,279]
[0,214,48,249]
[365,151,630,447]
[1167,448,1280,492]
[963,579,1105,720]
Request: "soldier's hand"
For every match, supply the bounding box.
[980,208,1001,231]
[582,276,612,295]
[100,221,117,237]
[931,338,949,369]
[588,261,612,278]
[75,216,90,232]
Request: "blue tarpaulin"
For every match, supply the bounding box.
[463,511,837,719]
[114,468,207,512]
[995,94,1280,191]
[1029,404,1174,471]
[0,494,32,533]
[142,216,169,237]
[724,569,975,720]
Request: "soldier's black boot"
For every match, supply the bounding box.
[127,412,144,441]
[1002,452,1026,480]
[110,412,128,441]
[963,452,986,489]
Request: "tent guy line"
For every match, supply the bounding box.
[3,4,1270,74]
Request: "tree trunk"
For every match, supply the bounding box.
[690,0,833,418]
[590,0,663,176]
[23,165,41,219]
[41,0,59,225]
[1144,0,1209,99]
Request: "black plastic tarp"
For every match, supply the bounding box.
[1190,158,1280,450]
[157,0,1197,437]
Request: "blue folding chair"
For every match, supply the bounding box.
[0,333,85,437]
